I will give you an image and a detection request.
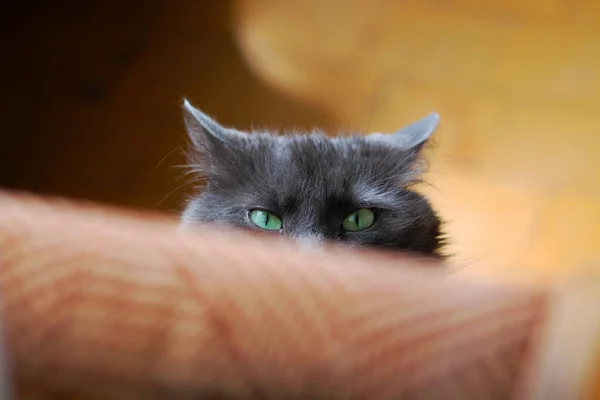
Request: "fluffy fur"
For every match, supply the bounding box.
[180,99,445,258]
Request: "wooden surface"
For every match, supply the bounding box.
[2,190,598,400]
[1,0,599,283]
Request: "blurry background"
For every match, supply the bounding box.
[0,0,598,283]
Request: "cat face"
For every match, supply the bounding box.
[180,100,444,258]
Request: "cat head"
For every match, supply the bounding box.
[180,99,444,258]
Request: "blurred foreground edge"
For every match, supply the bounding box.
[0,190,597,399]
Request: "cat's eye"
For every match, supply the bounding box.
[342,208,375,232]
[249,209,282,231]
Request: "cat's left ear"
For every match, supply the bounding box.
[368,112,439,151]
[182,98,245,151]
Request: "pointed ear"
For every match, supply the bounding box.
[367,112,439,151]
[182,98,244,150]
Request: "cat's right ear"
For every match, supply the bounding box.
[367,113,439,152]
[182,98,239,150]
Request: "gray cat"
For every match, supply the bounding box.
[180,99,444,258]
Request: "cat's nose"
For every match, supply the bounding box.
[292,234,325,252]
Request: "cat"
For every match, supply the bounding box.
[180,99,444,258]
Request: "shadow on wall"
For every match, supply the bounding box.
[0,0,332,212]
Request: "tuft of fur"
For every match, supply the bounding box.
[180,99,445,258]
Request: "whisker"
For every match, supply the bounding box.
[152,146,183,174]
[156,177,207,206]
[365,72,387,134]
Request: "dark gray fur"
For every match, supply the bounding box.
[180,99,445,258]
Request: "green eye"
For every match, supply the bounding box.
[342,208,375,232]
[249,209,282,231]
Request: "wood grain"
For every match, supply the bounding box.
[0,191,597,399]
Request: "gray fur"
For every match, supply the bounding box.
[180,99,444,258]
